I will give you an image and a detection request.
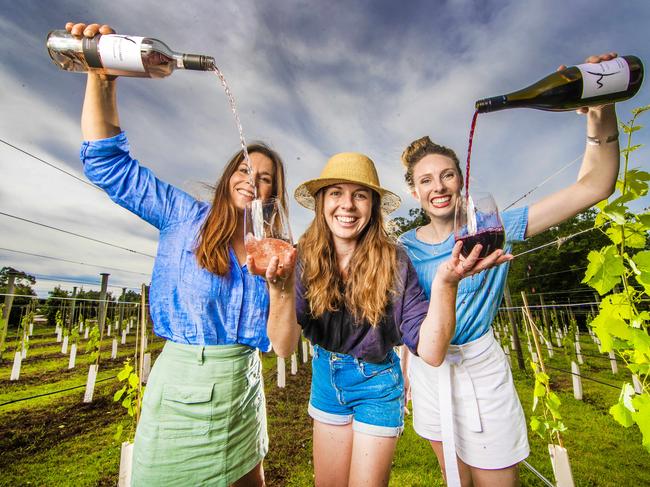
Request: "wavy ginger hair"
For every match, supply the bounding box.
[195,143,287,275]
[298,189,399,327]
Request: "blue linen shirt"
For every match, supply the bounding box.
[80,132,271,350]
[398,207,528,345]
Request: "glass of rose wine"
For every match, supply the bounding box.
[454,191,505,259]
[244,198,294,269]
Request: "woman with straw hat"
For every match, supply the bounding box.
[268,152,510,486]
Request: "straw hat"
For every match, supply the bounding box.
[294,152,401,214]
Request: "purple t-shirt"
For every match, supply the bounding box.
[296,248,429,363]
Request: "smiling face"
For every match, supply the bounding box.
[321,183,374,246]
[229,152,275,211]
[411,153,463,223]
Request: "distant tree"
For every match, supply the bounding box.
[0,267,37,326]
[123,290,141,303]
[44,286,70,327]
[391,208,429,235]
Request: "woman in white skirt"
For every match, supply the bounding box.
[398,53,621,486]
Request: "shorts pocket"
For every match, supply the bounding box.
[358,360,394,379]
[160,383,214,438]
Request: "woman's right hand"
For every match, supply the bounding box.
[66,22,117,80]
[66,21,115,39]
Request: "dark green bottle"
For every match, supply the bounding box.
[476,55,643,113]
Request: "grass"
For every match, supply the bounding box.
[0,329,648,486]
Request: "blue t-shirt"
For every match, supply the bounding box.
[80,132,271,350]
[398,207,528,345]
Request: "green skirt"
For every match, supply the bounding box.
[132,341,268,486]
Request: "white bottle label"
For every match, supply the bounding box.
[577,57,630,99]
[98,35,145,72]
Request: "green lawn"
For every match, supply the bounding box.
[0,331,647,486]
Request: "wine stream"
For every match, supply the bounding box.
[464,110,479,199]
[212,67,256,197]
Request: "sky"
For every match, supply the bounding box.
[1,0,649,298]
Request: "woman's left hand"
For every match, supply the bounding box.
[438,241,512,285]
[557,52,618,115]
[246,248,298,290]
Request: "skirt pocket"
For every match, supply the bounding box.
[159,383,214,438]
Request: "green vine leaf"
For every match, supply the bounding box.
[620,169,650,198]
[631,393,650,453]
[583,246,625,295]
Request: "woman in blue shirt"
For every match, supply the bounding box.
[69,22,295,486]
[399,53,620,487]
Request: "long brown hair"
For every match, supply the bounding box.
[401,135,463,189]
[298,190,399,326]
[195,143,287,275]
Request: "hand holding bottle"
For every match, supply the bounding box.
[48,23,215,78]
[557,52,619,115]
[475,52,643,113]
[65,22,117,81]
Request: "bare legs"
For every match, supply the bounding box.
[429,440,520,487]
[231,461,265,487]
[313,420,398,487]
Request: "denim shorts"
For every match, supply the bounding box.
[308,345,404,437]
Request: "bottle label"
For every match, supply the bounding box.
[97,35,145,72]
[577,58,630,99]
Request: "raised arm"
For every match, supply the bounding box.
[66,22,122,140]
[526,53,620,238]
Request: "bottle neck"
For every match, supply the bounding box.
[179,53,215,71]
[475,95,508,113]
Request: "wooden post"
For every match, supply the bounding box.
[118,287,127,333]
[608,351,618,374]
[575,341,583,365]
[69,286,78,336]
[302,339,308,363]
[291,353,298,375]
[0,272,17,361]
[96,273,110,367]
[571,361,583,400]
[504,284,525,370]
[277,357,286,388]
[539,295,553,344]
[548,445,575,487]
[69,343,77,369]
[136,284,147,427]
[521,292,565,454]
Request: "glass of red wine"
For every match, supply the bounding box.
[454,191,505,259]
[244,197,294,269]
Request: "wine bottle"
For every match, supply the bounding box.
[46,30,215,78]
[475,55,643,113]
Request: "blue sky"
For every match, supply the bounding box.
[1,0,649,297]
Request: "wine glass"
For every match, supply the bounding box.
[454,191,505,258]
[244,198,294,269]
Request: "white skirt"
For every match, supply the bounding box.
[408,331,529,475]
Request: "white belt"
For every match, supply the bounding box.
[438,338,490,487]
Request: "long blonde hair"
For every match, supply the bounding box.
[195,143,287,275]
[298,190,399,326]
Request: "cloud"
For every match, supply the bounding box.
[1,0,649,297]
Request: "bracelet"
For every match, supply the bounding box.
[586,132,619,146]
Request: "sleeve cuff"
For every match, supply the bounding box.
[80,131,129,160]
